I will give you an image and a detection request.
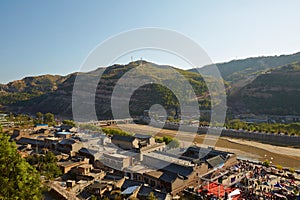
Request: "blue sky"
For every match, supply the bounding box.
[1,0,300,83]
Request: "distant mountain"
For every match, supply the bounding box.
[2,51,300,118]
[0,61,216,119]
[0,75,70,104]
[229,62,300,115]
[190,51,300,84]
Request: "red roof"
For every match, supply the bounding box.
[198,182,236,197]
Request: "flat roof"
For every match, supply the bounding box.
[144,152,194,167]
[103,153,128,159]
[58,161,78,167]
[144,170,164,179]
[125,164,155,174]
[45,137,60,141]
[56,132,72,134]
[78,164,92,169]
[57,159,87,168]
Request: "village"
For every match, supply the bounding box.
[6,119,300,200]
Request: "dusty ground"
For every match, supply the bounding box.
[108,124,300,169]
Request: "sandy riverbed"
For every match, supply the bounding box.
[110,124,300,169]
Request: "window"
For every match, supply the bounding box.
[150,180,155,187]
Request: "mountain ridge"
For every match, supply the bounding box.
[229,61,300,115]
[190,51,300,83]
[0,61,214,118]
[2,51,300,118]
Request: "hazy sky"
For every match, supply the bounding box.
[1,0,300,83]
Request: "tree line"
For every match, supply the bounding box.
[5,112,76,128]
[225,119,300,136]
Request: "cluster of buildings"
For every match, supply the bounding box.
[11,123,242,200]
[0,113,13,127]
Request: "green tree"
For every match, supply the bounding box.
[276,165,283,172]
[147,192,158,200]
[27,152,61,180]
[35,112,43,124]
[40,152,62,179]
[101,127,131,136]
[91,195,97,200]
[44,113,55,125]
[167,116,174,122]
[162,136,180,149]
[163,136,173,145]
[62,120,76,127]
[14,114,33,126]
[289,167,295,174]
[155,137,164,143]
[0,133,42,199]
[263,159,270,167]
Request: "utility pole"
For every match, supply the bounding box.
[140,58,143,67]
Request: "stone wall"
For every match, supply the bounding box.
[153,123,300,147]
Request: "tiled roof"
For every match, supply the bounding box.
[159,172,178,183]
[134,134,152,139]
[89,183,107,189]
[17,137,45,146]
[112,135,136,142]
[206,155,225,168]
[138,185,168,200]
[121,185,140,195]
[138,185,153,196]
[184,146,229,160]
[59,139,77,145]
[162,163,193,177]
[103,174,123,181]
[121,179,143,190]
[79,147,98,155]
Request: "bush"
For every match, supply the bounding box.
[102,128,131,136]
[263,159,270,167]
[155,137,164,143]
[62,120,76,127]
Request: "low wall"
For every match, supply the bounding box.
[213,128,300,147]
[151,122,300,147]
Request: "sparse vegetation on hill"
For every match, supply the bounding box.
[192,52,300,83]
[0,75,69,105]
[2,53,300,117]
[0,61,216,119]
[229,62,300,115]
